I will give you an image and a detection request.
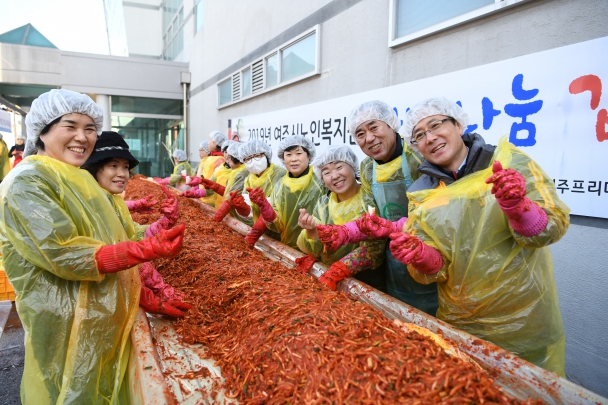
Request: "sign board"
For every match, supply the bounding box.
[0,110,11,133]
[232,36,608,219]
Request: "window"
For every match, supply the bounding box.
[242,68,252,96]
[218,78,232,106]
[162,0,185,60]
[389,0,533,47]
[216,25,320,108]
[195,0,203,33]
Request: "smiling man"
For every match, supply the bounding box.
[388,97,569,375]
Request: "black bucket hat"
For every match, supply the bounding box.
[84,131,139,169]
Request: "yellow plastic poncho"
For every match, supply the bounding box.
[211,164,233,209]
[0,156,141,404]
[297,188,385,270]
[243,163,287,240]
[404,137,569,376]
[221,164,252,226]
[266,168,326,250]
[0,139,11,180]
[198,155,225,206]
[169,161,192,186]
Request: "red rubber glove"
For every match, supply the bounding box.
[295,254,318,275]
[200,178,226,196]
[318,261,351,290]
[317,222,367,251]
[155,177,170,185]
[356,213,407,239]
[485,161,548,237]
[182,174,203,187]
[213,200,233,222]
[245,216,266,245]
[139,285,192,318]
[231,191,251,217]
[139,262,183,301]
[126,195,158,213]
[146,186,180,237]
[247,187,276,222]
[181,188,207,198]
[389,232,442,275]
[96,223,186,273]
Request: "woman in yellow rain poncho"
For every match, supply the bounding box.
[0,89,185,404]
[388,97,569,376]
[198,132,227,206]
[297,145,385,291]
[0,133,11,181]
[248,135,326,250]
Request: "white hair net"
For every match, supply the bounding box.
[221,139,237,153]
[199,141,210,154]
[400,97,469,146]
[24,89,103,157]
[240,139,272,161]
[277,135,316,161]
[226,142,242,161]
[348,100,400,137]
[209,131,227,148]
[172,149,187,161]
[313,145,358,180]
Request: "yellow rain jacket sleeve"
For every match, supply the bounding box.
[0,156,141,405]
[360,142,422,196]
[266,168,327,250]
[199,156,225,206]
[297,188,385,272]
[169,161,192,185]
[112,194,148,241]
[0,139,10,180]
[404,137,569,376]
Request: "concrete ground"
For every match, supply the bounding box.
[0,301,24,405]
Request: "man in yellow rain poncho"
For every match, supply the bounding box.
[0,89,185,404]
[388,97,569,376]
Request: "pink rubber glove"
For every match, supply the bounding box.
[247,187,277,222]
[138,262,183,301]
[126,195,158,213]
[485,161,548,237]
[317,222,367,251]
[145,186,180,238]
[356,213,407,239]
[389,233,443,275]
[318,261,351,290]
[181,188,207,198]
[156,177,170,185]
[182,175,203,187]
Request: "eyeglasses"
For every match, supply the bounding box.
[243,153,265,164]
[411,118,453,145]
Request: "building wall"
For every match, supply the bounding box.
[187,0,608,396]
[123,0,163,58]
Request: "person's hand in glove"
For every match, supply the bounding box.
[126,195,158,213]
[356,213,407,239]
[181,188,206,198]
[139,262,183,301]
[139,285,192,318]
[182,174,203,187]
[388,232,442,275]
[247,187,276,222]
[145,186,180,238]
[295,254,318,275]
[485,161,548,237]
[231,191,251,218]
[200,178,226,196]
[155,177,170,185]
[317,222,367,252]
[245,217,266,246]
[96,223,186,273]
[318,261,351,290]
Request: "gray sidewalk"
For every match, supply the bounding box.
[0,301,24,405]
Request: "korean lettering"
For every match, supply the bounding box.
[588,181,602,196]
[321,119,332,145]
[504,74,543,147]
[569,74,608,142]
[571,181,585,193]
[556,179,569,194]
[455,101,479,133]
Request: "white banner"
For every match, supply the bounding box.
[0,110,11,133]
[232,36,608,219]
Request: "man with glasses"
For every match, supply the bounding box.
[387,97,569,375]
